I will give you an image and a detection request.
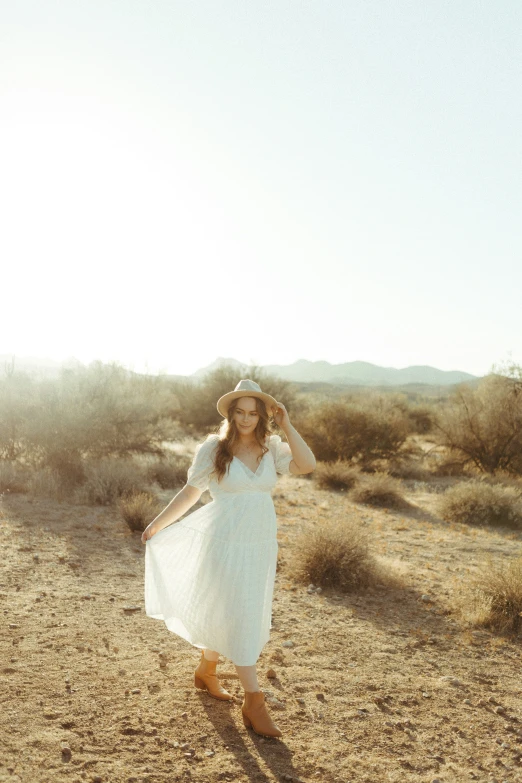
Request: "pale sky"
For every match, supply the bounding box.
[1,1,521,378]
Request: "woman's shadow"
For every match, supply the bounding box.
[196,691,299,782]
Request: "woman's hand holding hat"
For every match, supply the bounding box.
[273,402,291,431]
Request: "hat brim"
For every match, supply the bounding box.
[217,390,278,419]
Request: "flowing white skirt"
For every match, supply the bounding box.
[144,491,278,666]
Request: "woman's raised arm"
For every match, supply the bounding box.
[274,402,316,474]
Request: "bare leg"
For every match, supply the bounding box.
[234,664,259,692]
[203,648,220,662]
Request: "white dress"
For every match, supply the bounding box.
[144,433,293,666]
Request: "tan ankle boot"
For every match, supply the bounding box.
[194,652,233,701]
[242,691,282,738]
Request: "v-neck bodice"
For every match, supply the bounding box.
[233,452,267,477]
[185,433,293,497]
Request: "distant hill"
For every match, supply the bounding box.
[191,357,247,378]
[1,354,479,387]
[194,357,479,387]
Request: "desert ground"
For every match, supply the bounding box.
[1,473,521,783]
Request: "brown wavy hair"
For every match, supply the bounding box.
[213,397,274,482]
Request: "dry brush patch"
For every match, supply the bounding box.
[438,480,522,529]
[118,491,162,532]
[314,460,361,491]
[76,458,153,505]
[290,515,403,593]
[294,396,409,464]
[456,555,522,637]
[144,454,191,490]
[435,372,522,475]
[349,471,410,509]
[0,461,29,493]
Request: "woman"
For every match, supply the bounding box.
[142,379,316,738]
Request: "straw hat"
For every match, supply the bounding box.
[217,379,278,419]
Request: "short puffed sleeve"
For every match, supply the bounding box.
[269,434,294,475]
[186,435,219,491]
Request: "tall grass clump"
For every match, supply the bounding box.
[438,481,522,529]
[145,455,191,489]
[292,518,379,592]
[79,458,152,505]
[27,468,63,500]
[350,472,409,509]
[460,556,522,637]
[314,461,360,491]
[118,491,161,533]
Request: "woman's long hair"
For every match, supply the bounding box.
[213,397,273,482]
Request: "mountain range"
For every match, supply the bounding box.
[1,354,479,387]
[193,357,478,386]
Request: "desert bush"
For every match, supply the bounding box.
[78,458,152,505]
[478,472,522,492]
[461,556,522,636]
[0,362,34,460]
[425,452,468,477]
[349,472,409,509]
[0,461,29,493]
[5,361,179,476]
[405,404,436,435]
[385,457,431,481]
[145,455,191,489]
[438,481,522,529]
[435,372,522,475]
[294,395,408,465]
[172,364,298,432]
[118,491,161,532]
[314,461,360,491]
[27,468,63,500]
[292,517,379,592]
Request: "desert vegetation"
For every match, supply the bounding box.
[435,369,522,474]
[291,515,403,593]
[438,480,522,530]
[457,554,522,635]
[1,359,522,617]
[2,360,522,782]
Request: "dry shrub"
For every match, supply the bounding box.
[477,472,522,492]
[314,461,361,491]
[119,491,161,532]
[349,472,409,509]
[384,457,431,481]
[78,458,151,505]
[435,373,522,474]
[294,396,408,465]
[427,454,468,477]
[459,556,522,636]
[292,517,379,592]
[438,481,522,529]
[146,455,191,489]
[27,468,63,500]
[0,462,29,493]
[406,404,436,435]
